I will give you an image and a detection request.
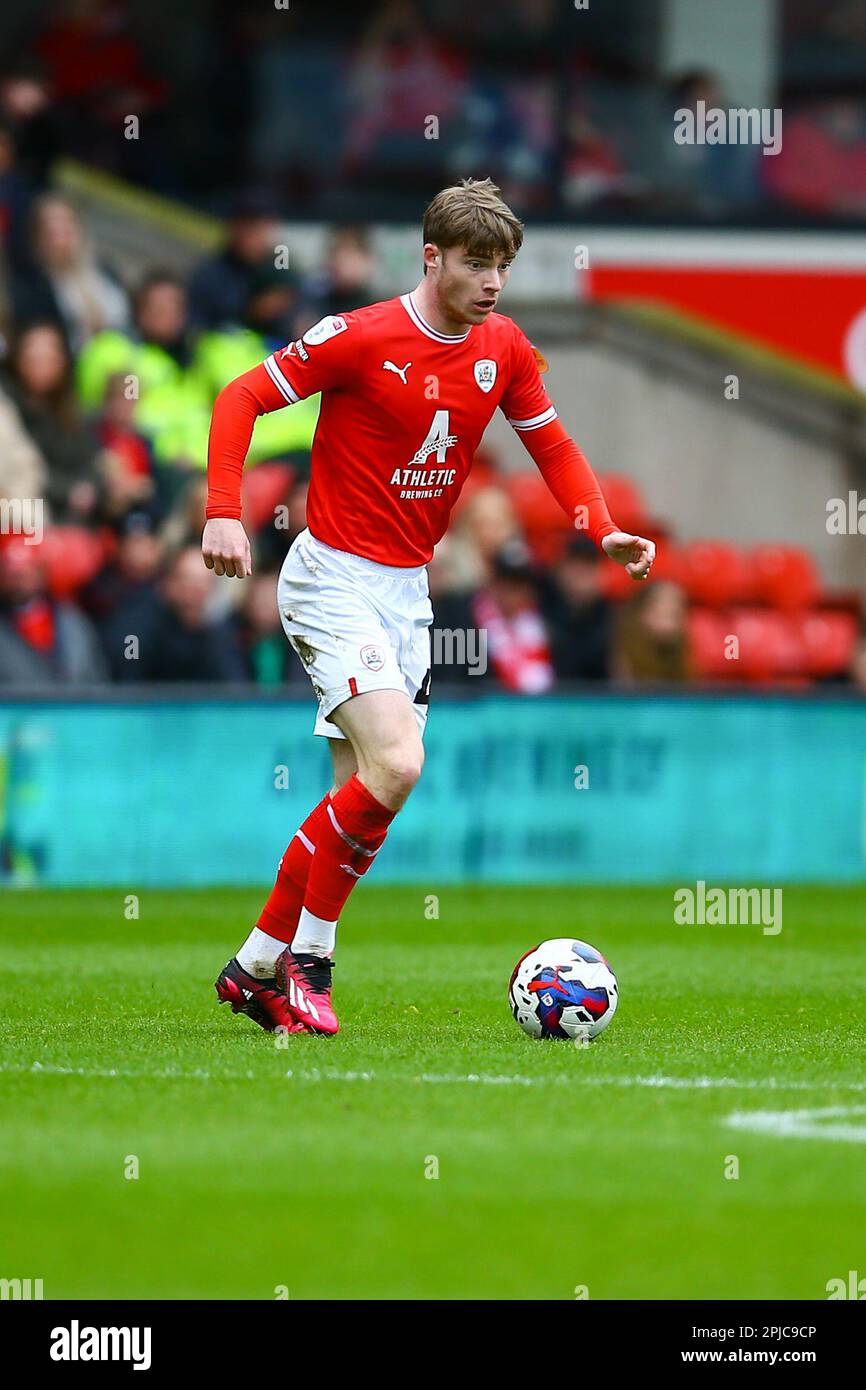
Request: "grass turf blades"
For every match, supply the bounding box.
[0,884,864,1300]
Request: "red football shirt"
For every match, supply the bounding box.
[207,291,618,565]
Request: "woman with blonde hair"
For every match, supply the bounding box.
[11,193,129,351]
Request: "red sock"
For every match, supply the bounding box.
[302,774,396,921]
[257,792,331,943]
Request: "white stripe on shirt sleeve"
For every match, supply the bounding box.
[264,354,302,404]
[506,406,558,432]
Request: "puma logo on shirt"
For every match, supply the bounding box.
[382,360,412,385]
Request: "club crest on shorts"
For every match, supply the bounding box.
[360,644,385,671]
[473,359,497,393]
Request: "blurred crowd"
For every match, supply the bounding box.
[1,0,866,695]
[1,0,866,223]
[1,143,865,694]
[0,175,378,687]
[0,173,672,696]
[0,162,863,697]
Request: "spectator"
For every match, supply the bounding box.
[0,535,107,684]
[0,120,38,268]
[193,272,318,472]
[429,533,484,684]
[456,484,521,570]
[0,67,60,187]
[0,380,47,506]
[77,270,211,479]
[280,476,309,547]
[159,476,208,556]
[561,106,641,211]
[614,580,691,683]
[81,509,162,633]
[253,476,309,571]
[654,69,757,215]
[3,320,105,523]
[81,268,316,489]
[343,0,466,183]
[111,544,247,682]
[451,73,556,213]
[547,534,613,681]
[30,0,168,183]
[189,190,285,331]
[471,539,554,694]
[304,225,378,319]
[762,96,866,218]
[241,258,302,343]
[194,261,303,395]
[11,193,128,351]
[91,371,157,520]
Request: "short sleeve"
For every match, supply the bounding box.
[499,327,557,434]
[263,312,361,403]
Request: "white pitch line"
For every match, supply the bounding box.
[2,1062,231,1081]
[414,1073,866,1092]
[2,1062,866,1092]
[724,1105,866,1143]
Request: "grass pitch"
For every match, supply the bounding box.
[1,885,864,1300]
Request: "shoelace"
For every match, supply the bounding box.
[293,953,334,994]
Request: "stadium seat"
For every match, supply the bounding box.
[597,558,633,601]
[724,607,805,682]
[750,544,821,611]
[687,607,733,679]
[241,463,295,531]
[502,472,574,565]
[679,539,755,608]
[791,609,859,678]
[451,450,500,515]
[596,474,648,534]
[38,527,108,599]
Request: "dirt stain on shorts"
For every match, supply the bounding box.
[292,635,318,668]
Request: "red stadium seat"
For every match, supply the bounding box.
[791,609,859,678]
[750,544,821,611]
[596,474,648,533]
[468,447,499,488]
[502,472,574,564]
[597,556,632,600]
[687,608,733,679]
[724,607,805,682]
[679,539,755,608]
[38,527,107,598]
[451,449,500,516]
[491,470,650,569]
[648,538,684,583]
[242,463,295,531]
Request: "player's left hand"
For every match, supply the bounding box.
[601,531,656,580]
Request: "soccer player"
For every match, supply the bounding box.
[204,179,655,1036]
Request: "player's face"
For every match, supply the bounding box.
[430,245,513,326]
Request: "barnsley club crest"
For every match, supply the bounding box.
[473,359,497,393]
[360,644,385,671]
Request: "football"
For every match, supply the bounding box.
[508,938,618,1041]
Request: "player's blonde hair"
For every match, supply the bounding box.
[422,178,524,264]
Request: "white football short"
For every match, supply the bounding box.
[277,528,433,740]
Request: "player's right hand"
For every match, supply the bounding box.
[202,518,253,579]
